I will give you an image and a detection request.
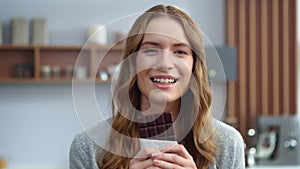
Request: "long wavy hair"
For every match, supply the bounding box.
[98,4,217,168]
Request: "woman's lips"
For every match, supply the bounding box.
[150,75,178,89]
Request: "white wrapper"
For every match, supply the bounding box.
[140,138,177,150]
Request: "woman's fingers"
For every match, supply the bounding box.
[130,157,153,169]
[130,145,197,169]
[152,152,189,168]
[151,144,197,169]
[136,147,158,159]
[129,147,160,169]
[160,144,192,159]
[153,158,184,169]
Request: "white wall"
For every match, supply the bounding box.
[0,84,112,167]
[0,0,225,167]
[0,0,225,45]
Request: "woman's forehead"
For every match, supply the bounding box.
[143,17,189,45]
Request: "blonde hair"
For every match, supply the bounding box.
[98,4,217,168]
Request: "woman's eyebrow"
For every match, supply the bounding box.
[140,41,160,47]
[173,42,191,48]
[141,41,190,48]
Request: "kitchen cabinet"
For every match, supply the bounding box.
[0,44,123,83]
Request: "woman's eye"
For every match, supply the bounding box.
[142,48,159,56]
[174,50,188,55]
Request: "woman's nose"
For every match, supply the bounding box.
[156,50,174,70]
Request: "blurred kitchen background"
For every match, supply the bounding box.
[0,0,300,169]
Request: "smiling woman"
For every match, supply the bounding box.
[69,4,245,169]
[136,18,194,113]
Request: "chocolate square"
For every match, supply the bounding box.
[137,112,176,141]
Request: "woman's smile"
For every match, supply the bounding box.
[150,75,178,89]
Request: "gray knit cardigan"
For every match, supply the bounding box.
[69,119,245,169]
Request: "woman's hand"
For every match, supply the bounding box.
[151,144,197,169]
[130,147,162,169]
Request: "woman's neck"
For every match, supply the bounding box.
[139,96,181,119]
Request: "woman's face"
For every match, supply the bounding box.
[136,16,194,111]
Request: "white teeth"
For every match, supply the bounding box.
[153,78,175,84]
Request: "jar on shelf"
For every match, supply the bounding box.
[75,66,87,79]
[64,65,74,78]
[41,65,51,78]
[15,63,33,78]
[51,65,61,78]
[15,64,24,78]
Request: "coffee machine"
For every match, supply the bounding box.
[254,115,300,165]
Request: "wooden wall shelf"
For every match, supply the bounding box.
[0,44,124,83]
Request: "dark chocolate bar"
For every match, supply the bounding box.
[137,112,176,140]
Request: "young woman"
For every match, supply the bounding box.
[70,4,245,169]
